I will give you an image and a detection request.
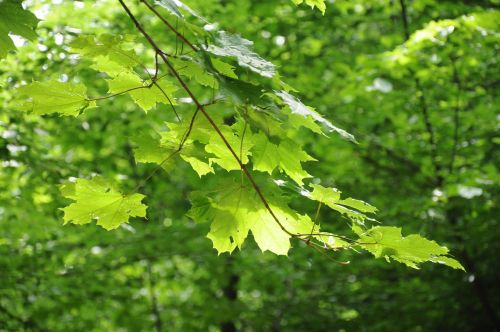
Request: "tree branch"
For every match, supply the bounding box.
[448,56,462,174]
[399,0,443,186]
[117,0,295,238]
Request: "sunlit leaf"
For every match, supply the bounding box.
[206,31,276,78]
[276,90,356,142]
[107,72,177,112]
[291,0,326,14]
[17,80,95,116]
[61,177,147,230]
[357,226,465,270]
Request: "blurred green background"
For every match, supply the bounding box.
[0,0,499,331]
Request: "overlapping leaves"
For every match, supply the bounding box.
[189,181,315,255]
[13,0,464,269]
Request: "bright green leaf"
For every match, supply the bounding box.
[205,124,253,171]
[277,139,315,186]
[17,80,95,116]
[181,155,214,177]
[107,72,177,112]
[172,57,218,89]
[251,132,280,174]
[291,0,326,14]
[200,183,315,255]
[358,226,465,270]
[61,177,147,230]
[70,34,140,68]
[338,197,378,214]
[307,184,372,222]
[131,131,177,168]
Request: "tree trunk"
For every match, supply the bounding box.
[221,257,239,332]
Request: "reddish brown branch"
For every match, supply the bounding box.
[140,0,198,53]
[117,0,294,237]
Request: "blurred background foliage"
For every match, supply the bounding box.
[0,0,499,331]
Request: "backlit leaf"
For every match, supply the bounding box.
[276,90,356,142]
[17,80,95,116]
[251,132,280,174]
[307,184,374,222]
[70,34,140,68]
[196,182,315,255]
[291,0,326,14]
[61,177,147,230]
[107,72,177,112]
[357,226,465,270]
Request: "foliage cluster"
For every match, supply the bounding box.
[0,0,498,331]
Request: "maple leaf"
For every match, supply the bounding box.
[17,81,95,116]
[357,226,465,270]
[61,177,147,231]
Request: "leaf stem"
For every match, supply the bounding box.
[86,85,148,101]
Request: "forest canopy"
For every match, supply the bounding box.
[0,0,499,331]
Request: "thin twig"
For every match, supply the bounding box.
[399,0,442,186]
[140,0,198,52]
[87,85,149,101]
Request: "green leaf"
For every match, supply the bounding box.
[250,204,313,255]
[171,57,218,89]
[337,197,378,214]
[133,128,213,177]
[17,80,95,116]
[291,0,326,14]
[107,72,177,112]
[309,184,341,206]
[206,31,276,78]
[205,123,253,171]
[90,55,130,77]
[70,34,140,69]
[357,226,465,270]
[250,134,315,185]
[211,58,238,79]
[181,155,214,177]
[308,184,374,222]
[251,132,281,174]
[0,0,39,59]
[131,131,177,168]
[275,90,356,142]
[197,182,314,255]
[277,139,315,186]
[207,209,251,254]
[61,177,147,230]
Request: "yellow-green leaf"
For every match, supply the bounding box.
[61,177,147,230]
[358,226,465,270]
[291,0,326,14]
[17,80,95,116]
